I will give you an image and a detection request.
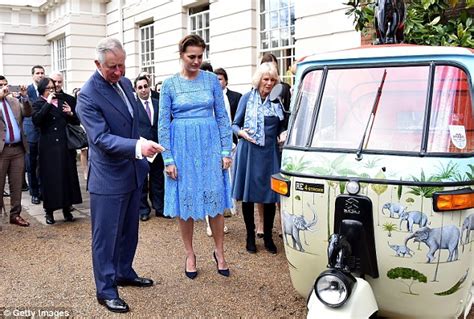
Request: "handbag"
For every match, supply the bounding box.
[66,124,88,150]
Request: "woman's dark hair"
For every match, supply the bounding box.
[178,34,206,54]
[200,61,213,72]
[37,77,53,96]
[260,53,278,65]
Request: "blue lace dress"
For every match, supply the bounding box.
[158,71,233,220]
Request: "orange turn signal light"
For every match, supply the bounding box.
[433,188,474,212]
[271,174,290,197]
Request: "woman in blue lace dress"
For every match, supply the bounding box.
[232,62,284,255]
[158,34,233,279]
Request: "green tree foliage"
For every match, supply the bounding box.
[387,267,428,295]
[382,222,397,236]
[345,0,474,47]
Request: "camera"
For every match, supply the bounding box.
[8,85,20,93]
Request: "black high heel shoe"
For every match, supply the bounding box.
[185,255,198,279]
[213,251,230,277]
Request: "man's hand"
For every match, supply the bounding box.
[141,140,165,157]
[165,164,177,180]
[222,157,232,170]
[19,85,28,97]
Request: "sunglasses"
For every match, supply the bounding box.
[137,84,149,90]
[47,86,55,90]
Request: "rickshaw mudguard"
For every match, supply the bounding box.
[307,278,378,319]
[279,150,474,318]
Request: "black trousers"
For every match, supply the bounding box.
[241,202,276,239]
[139,154,164,216]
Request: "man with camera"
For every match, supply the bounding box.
[0,75,32,226]
[51,72,76,107]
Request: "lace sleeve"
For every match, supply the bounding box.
[158,78,174,165]
[211,73,232,157]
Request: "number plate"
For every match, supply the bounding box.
[294,182,324,193]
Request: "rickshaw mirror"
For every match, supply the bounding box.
[270,84,290,113]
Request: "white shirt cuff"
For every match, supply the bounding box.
[135,138,143,159]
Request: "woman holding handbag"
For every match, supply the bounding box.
[32,77,82,224]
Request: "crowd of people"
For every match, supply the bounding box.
[0,34,293,313]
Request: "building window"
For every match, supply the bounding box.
[139,23,155,85]
[259,0,295,85]
[51,36,67,91]
[189,5,210,59]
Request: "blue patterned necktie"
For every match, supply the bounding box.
[112,83,133,117]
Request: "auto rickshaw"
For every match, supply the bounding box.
[271,45,474,318]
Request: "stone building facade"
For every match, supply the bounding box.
[0,0,360,93]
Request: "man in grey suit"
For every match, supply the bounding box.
[76,38,164,313]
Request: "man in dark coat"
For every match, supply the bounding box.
[134,75,166,221]
[25,65,44,205]
[214,68,242,144]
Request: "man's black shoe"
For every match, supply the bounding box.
[97,297,129,313]
[156,212,172,219]
[22,185,29,192]
[116,277,154,287]
[31,196,41,205]
[140,214,150,221]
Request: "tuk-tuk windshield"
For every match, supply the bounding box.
[289,64,473,154]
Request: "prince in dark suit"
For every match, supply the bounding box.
[76,38,164,313]
[134,75,166,221]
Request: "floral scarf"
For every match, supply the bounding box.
[243,88,284,147]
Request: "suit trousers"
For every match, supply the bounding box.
[0,145,25,217]
[139,155,165,216]
[90,187,142,299]
[26,142,40,197]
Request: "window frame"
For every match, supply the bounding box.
[285,61,474,158]
[258,0,295,85]
[51,35,67,91]
[188,5,210,60]
[139,22,155,86]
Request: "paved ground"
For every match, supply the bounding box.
[1,175,472,318]
[0,175,307,318]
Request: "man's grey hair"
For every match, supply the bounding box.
[50,71,63,78]
[251,62,280,89]
[96,37,125,64]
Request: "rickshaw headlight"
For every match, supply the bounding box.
[314,269,355,308]
[346,181,360,195]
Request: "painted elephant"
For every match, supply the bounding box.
[399,210,428,233]
[388,241,414,257]
[282,204,317,252]
[461,214,474,245]
[382,202,405,218]
[405,225,460,263]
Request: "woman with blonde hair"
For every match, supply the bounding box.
[232,62,284,254]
